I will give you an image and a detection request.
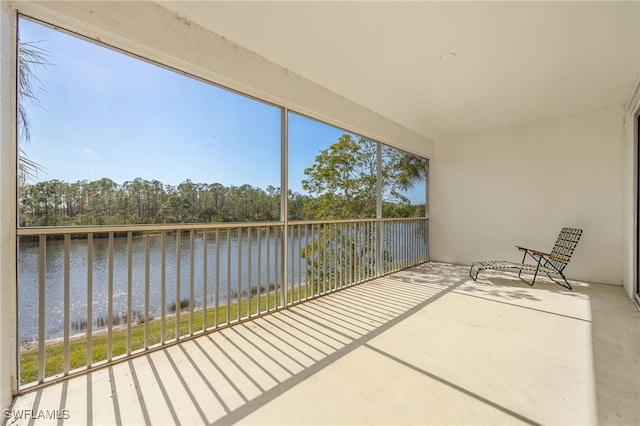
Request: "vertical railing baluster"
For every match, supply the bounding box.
[389,221,393,272]
[400,221,403,271]
[399,221,403,270]
[298,224,309,301]
[215,229,220,329]
[373,221,377,279]
[340,222,344,287]
[381,221,386,274]
[144,231,150,349]
[408,220,411,265]
[336,223,340,289]
[363,222,372,280]
[175,231,181,341]
[358,222,362,284]
[405,221,409,269]
[425,218,429,262]
[352,222,356,284]
[63,234,70,376]
[226,228,231,324]
[330,223,334,292]
[338,223,343,288]
[127,232,132,355]
[161,232,166,345]
[300,225,305,299]
[320,223,324,292]
[417,220,421,262]
[390,221,395,272]
[279,226,284,308]
[311,224,316,297]
[369,221,373,280]
[237,227,242,321]
[411,220,414,266]
[407,220,411,266]
[368,221,372,279]
[364,222,368,280]
[189,230,195,336]
[86,233,93,368]
[394,221,398,271]
[365,222,369,281]
[413,220,417,264]
[402,221,406,270]
[247,227,252,317]
[344,222,348,288]
[288,226,293,304]
[421,219,425,262]
[407,221,410,269]
[356,222,360,283]
[382,221,387,273]
[297,225,302,302]
[343,222,351,286]
[322,224,326,293]
[372,221,376,279]
[304,224,309,298]
[107,232,114,362]
[327,223,331,292]
[355,223,360,284]
[388,221,392,272]
[274,226,279,308]
[38,235,45,383]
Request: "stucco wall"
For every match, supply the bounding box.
[623,87,639,299]
[430,106,625,285]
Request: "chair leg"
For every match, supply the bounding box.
[469,264,480,281]
[518,267,538,286]
[545,272,572,290]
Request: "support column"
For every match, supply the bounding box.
[0,0,18,412]
[280,108,288,307]
[376,141,383,276]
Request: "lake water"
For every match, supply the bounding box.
[18,230,297,342]
[17,222,427,342]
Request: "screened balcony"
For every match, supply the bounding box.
[2,1,640,425]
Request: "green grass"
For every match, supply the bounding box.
[19,288,311,386]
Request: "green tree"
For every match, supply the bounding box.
[302,134,377,219]
[301,134,426,220]
[300,134,427,291]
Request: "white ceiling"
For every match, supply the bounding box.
[159,1,639,142]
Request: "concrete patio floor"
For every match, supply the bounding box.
[6,262,640,425]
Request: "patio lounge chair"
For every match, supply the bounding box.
[469,227,583,290]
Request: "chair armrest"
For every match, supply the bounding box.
[516,246,570,263]
[516,246,551,257]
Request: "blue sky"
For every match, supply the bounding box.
[19,17,424,202]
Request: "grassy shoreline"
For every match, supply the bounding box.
[20,291,289,385]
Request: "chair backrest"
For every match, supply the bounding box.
[548,227,583,272]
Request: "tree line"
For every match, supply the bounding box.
[18,135,426,227]
[20,178,294,226]
[19,175,423,227]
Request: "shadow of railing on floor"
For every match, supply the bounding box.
[9,263,581,426]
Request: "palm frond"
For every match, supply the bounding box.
[17,40,49,181]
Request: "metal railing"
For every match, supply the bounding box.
[16,218,428,389]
